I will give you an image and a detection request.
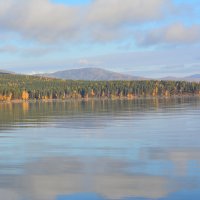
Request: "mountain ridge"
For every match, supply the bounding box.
[161,74,200,82]
[0,68,200,82]
[37,68,200,82]
[36,67,145,81]
[0,69,14,74]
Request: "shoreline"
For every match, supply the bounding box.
[0,95,200,104]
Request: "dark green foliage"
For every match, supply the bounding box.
[0,74,200,101]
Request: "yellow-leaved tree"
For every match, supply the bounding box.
[22,90,29,100]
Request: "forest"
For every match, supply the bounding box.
[0,74,200,101]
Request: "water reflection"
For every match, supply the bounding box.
[0,97,200,200]
[0,157,174,200]
[0,97,199,129]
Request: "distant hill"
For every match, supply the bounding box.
[1,67,199,82]
[160,76,179,81]
[161,74,200,82]
[184,74,200,82]
[187,74,200,78]
[37,68,144,81]
[0,69,14,74]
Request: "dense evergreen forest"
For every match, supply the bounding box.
[0,74,200,101]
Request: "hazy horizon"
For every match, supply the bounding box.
[0,0,200,78]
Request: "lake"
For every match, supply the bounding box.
[0,97,200,200]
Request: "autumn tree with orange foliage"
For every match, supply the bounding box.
[22,90,29,100]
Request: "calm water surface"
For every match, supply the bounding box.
[0,98,200,200]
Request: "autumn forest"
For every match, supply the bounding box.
[0,74,200,102]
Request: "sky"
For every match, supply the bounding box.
[0,0,200,78]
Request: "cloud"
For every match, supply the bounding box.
[137,23,200,46]
[78,58,90,65]
[0,44,62,56]
[0,0,80,43]
[0,0,173,44]
[0,0,199,51]
[87,0,170,27]
[0,45,17,53]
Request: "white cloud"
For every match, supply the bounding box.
[87,0,170,27]
[0,45,17,53]
[0,0,79,43]
[0,0,173,43]
[0,0,199,47]
[137,23,200,46]
[78,59,90,65]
